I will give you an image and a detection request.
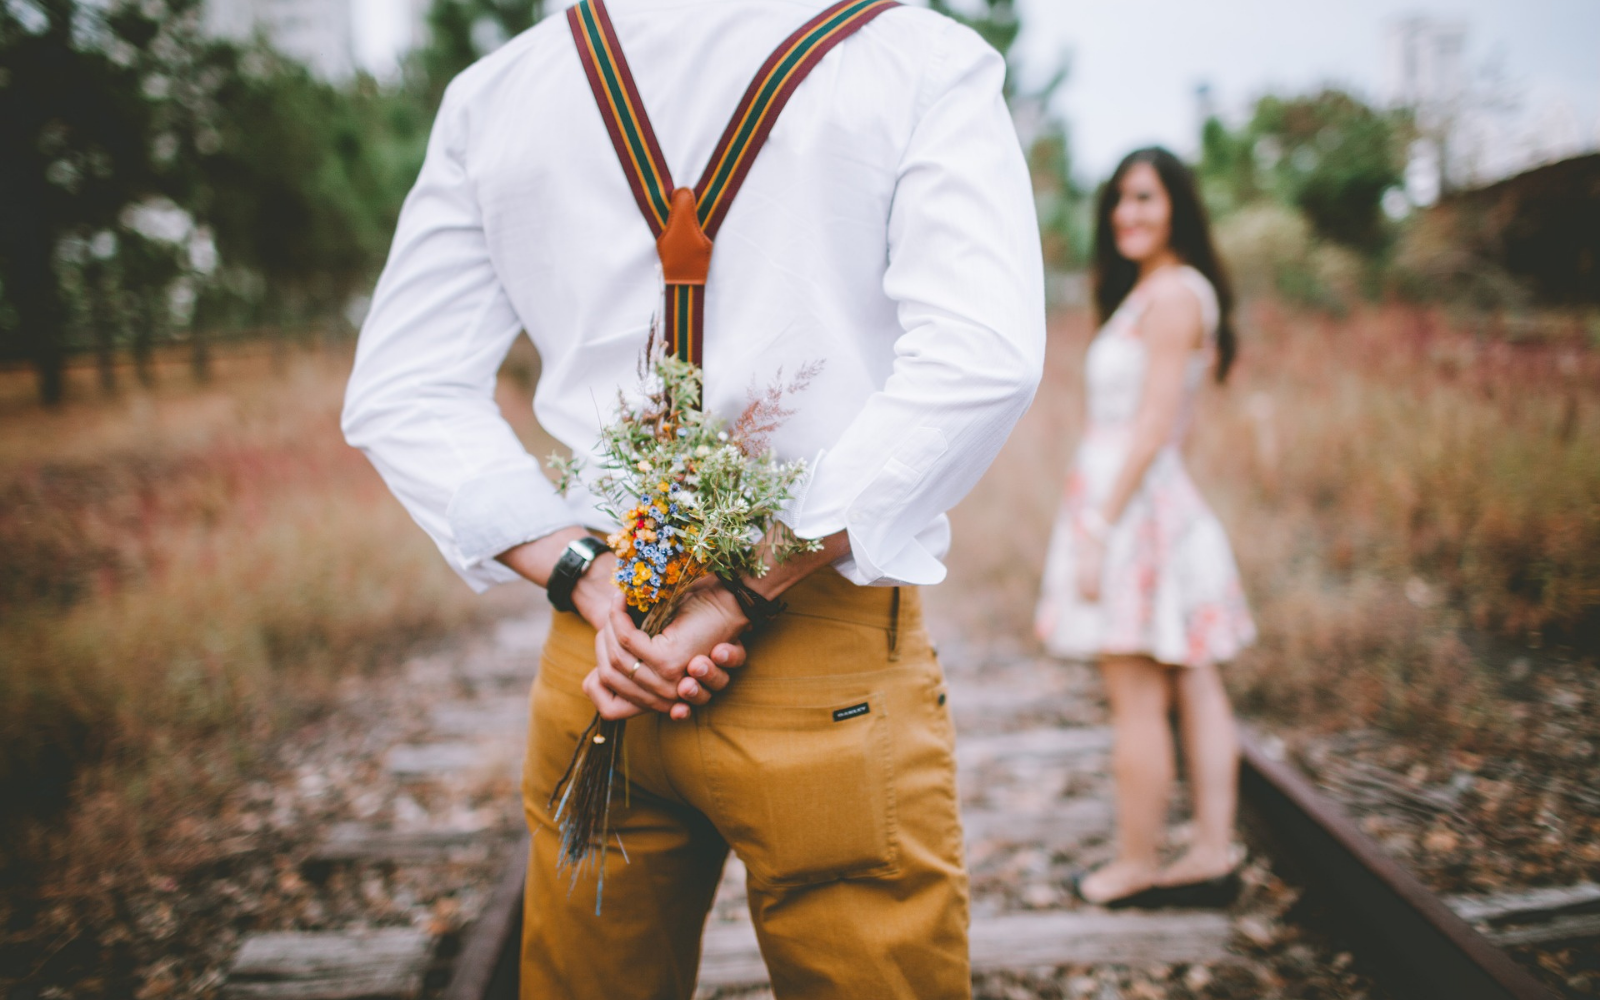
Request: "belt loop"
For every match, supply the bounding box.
[887,587,900,661]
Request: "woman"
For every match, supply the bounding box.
[1035,147,1256,908]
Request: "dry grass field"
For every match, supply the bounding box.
[0,341,552,893]
[1,302,1595,992]
[929,301,1600,746]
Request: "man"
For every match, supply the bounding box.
[342,0,1043,995]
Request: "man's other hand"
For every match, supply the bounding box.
[591,586,748,720]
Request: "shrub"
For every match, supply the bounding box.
[1215,203,1366,311]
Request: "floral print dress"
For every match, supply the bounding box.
[1034,266,1256,668]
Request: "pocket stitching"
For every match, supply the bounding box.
[701,696,901,888]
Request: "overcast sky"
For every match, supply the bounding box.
[1009,0,1600,179]
[352,0,1600,182]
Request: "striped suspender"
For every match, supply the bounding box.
[568,0,898,369]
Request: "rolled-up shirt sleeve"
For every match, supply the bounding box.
[341,77,575,592]
[789,23,1046,586]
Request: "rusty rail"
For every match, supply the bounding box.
[442,833,527,1000]
[1239,733,1555,1000]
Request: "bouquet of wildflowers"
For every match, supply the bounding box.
[547,353,817,900]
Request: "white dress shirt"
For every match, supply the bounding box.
[342,0,1046,592]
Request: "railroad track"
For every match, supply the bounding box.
[218,616,1576,1000]
[1235,737,1555,1000]
[433,741,1561,1000]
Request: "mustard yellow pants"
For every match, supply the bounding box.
[519,569,970,999]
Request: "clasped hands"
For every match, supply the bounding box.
[579,571,751,722]
[508,526,845,721]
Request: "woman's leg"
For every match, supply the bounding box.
[1163,662,1240,883]
[1080,653,1173,902]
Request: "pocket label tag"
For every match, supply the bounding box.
[832,702,871,722]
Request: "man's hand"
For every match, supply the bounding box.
[589,585,748,721]
[501,526,856,720]
[498,529,750,718]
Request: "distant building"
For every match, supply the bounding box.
[204,0,357,80]
[1385,16,1466,114]
[1385,16,1596,200]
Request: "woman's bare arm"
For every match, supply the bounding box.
[1077,279,1203,601]
[1099,280,1203,525]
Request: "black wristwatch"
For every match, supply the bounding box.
[547,536,609,614]
[719,575,787,629]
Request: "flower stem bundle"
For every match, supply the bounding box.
[547,354,818,908]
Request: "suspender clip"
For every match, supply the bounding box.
[657,188,712,286]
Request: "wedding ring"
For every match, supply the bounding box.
[629,660,643,677]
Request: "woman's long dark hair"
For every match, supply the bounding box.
[1093,147,1237,382]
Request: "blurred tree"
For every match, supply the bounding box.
[1200,89,1410,253]
[106,0,231,380]
[1,0,443,403]
[1252,90,1410,252]
[1026,99,1090,272]
[200,49,391,330]
[117,226,184,383]
[0,0,155,404]
[411,0,544,112]
[1196,114,1258,217]
[81,233,123,394]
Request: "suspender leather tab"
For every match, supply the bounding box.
[657,187,712,286]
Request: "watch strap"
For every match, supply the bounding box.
[719,575,786,629]
[548,536,609,614]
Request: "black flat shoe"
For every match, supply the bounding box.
[1069,870,1168,910]
[1147,870,1243,909]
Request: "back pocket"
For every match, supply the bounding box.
[700,695,898,887]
